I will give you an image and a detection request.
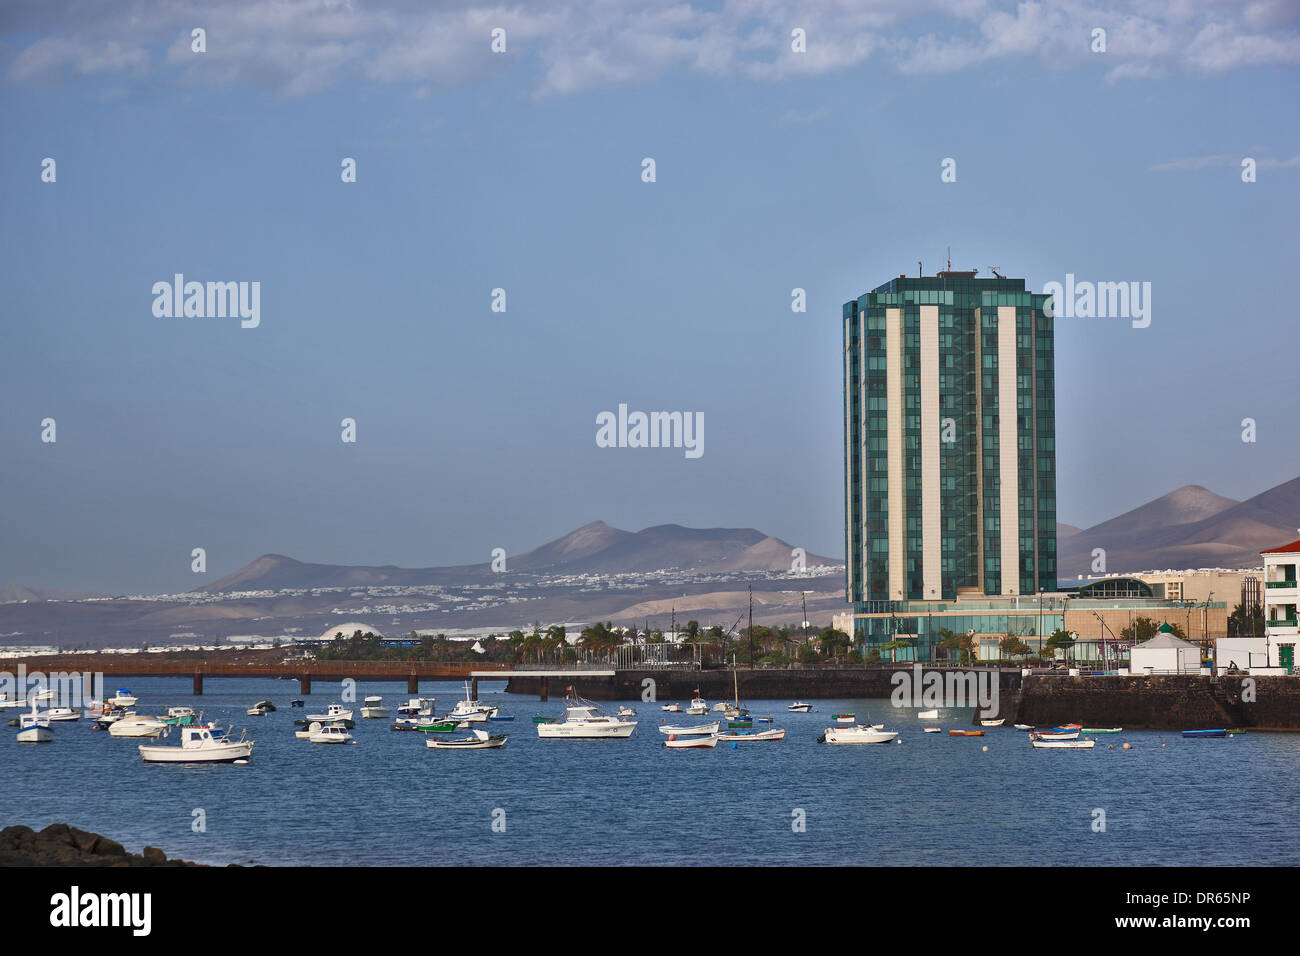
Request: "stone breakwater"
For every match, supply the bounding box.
[0,824,208,867]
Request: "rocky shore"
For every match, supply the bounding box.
[0,823,206,867]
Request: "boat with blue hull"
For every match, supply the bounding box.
[1182,729,1228,738]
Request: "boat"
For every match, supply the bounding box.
[819,725,897,745]
[1082,727,1123,734]
[41,707,81,722]
[1032,739,1095,749]
[360,696,389,719]
[980,718,1005,727]
[922,726,942,733]
[948,729,985,737]
[537,691,637,739]
[788,701,812,713]
[304,703,354,726]
[832,713,855,725]
[658,721,720,736]
[664,733,718,749]
[107,689,137,708]
[757,716,774,723]
[723,670,749,719]
[685,691,708,715]
[426,729,507,749]
[245,701,272,717]
[717,727,786,742]
[295,721,324,739]
[661,703,682,713]
[532,715,558,724]
[1013,724,1034,731]
[139,724,254,763]
[1029,730,1079,741]
[448,683,497,722]
[727,720,753,729]
[160,706,197,725]
[91,708,130,730]
[616,706,636,717]
[917,709,939,719]
[16,701,52,743]
[711,702,728,713]
[1182,729,1228,738]
[414,719,457,734]
[309,723,354,744]
[290,699,304,708]
[109,715,169,738]
[393,698,437,727]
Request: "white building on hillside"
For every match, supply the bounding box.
[1262,536,1300,674]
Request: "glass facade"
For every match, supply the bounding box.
[843,273,1057,620]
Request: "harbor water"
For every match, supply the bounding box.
[4,678,1296,866]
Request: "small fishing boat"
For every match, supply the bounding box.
[245,701,274,717]
[41,707,81,722]
[448,683,497,721]
[757,716,774,723]
[717,727,786,742]
[819,725,897,745]
[294,721,323,740]
[664,733,718,749]
[948,729,984,737]
[659,721,721,737]
[16,701,52,743]
[1032,739,1095,750]
[917,709,939,719]
[160,706,197,725]
[139,724,254,763]
[616,706,636,718]
[1082,727,1123,734]
[393,698,437,727]
[686,691,708,716]
[427,729,506,749]
[661,703,682,713]
[1013,724,1034,731]
[922,726,942,733]
[1029,730,1080,741]
[1182,729,1228,738]
[724,670,749,719]
[305,703,354,726]
[788,701,812,713]
[415,720,457,734]
[537,691,637,739]
[309,723,354,744]
[832,713,855,725]
[980,718,1005,727]
[1058,723,1083,729]
[712,702,728,713]
[360,696,389,719]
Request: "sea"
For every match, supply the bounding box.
[4,677,1296,867]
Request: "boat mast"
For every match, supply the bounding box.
[748,585,754,668]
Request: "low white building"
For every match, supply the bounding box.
[1214,637,1271,674]
[1261,537,1299,674]
[1130,626,1201,675]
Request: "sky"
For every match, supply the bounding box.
[1,0,1298,594]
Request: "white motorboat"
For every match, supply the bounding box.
[138,724,254,763]
[1013,723,1034,731]
[922,726,942,733]
[664,733,718,749]
[788,701,812,713]
[305,703,354,724]
[41,707,81,722]
[109,715,169,738]
[661,703,682,713]
[0,692,28,710]
[616,705,636,717]
[107,689,138,708]
[1030,730,1081,741]
[245,700,274,717]
[448,683,497,722]
[1032,739,1095,750]
[917,709,939,719]
[658,721,720,737]
[711,702,728,713]
[394,698,437,726]
[820,725,898,745]
[309,723,354,744]
[717,727,786,742]
[426,729,506,749]
[295,721,324,740]
[537,693,637,739]
[685,691,708,715]
[360,696,389,719]
[980,718,1005,727]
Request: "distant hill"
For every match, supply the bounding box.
[1060,479,1300,575]
[0,585,110,603]
[193,522,840,593]
[1057,523,1083,539]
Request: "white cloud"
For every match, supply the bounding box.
[2,0,1297,97]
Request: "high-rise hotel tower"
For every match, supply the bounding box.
[843,271,1057,613]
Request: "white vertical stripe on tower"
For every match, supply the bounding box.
[886,306,905,600]
[997,305,1020,595]
[919,304,941,600]
[844,314,854,596]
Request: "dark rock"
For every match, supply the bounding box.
[142,846,166,863]
[92,837,126,857]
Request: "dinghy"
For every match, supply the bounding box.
[658,721,720,736]
[1182,728,1228,738]
[917,709,939,719]
[717,727,786,742]
[664,733,718,749]
[949,729,984,737]
[427,729,506,749]
[1032,739,1095,749]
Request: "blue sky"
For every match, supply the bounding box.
[2,1,1298,593]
